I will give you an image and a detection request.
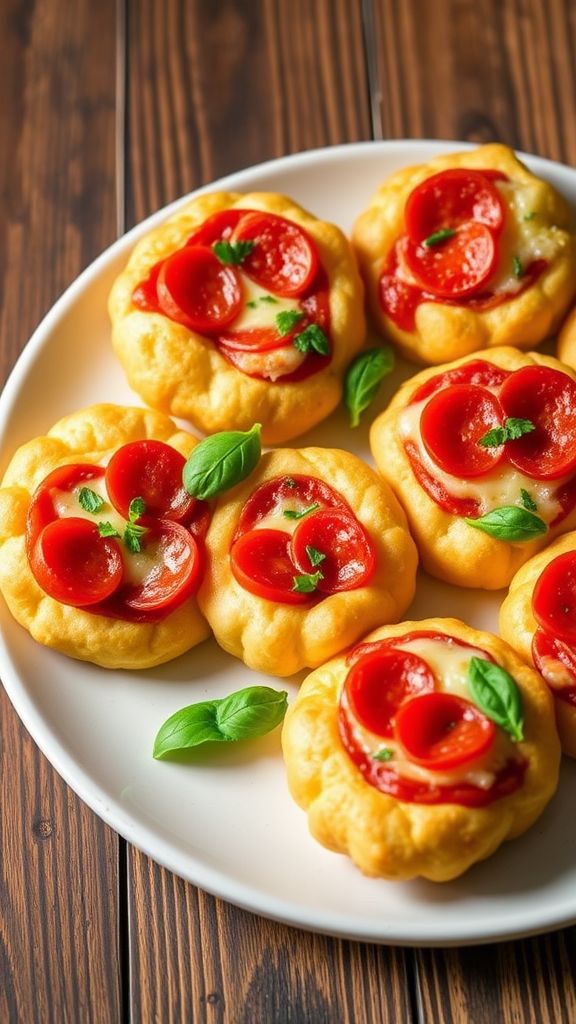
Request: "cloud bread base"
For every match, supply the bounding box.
[197,447,418,676]
[0,404,210,669]
[369,347,576,589]
[282,617,560,882]
[109,192,365,444]
[352,144,576,365]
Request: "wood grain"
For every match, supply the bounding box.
[0,1,121,1021]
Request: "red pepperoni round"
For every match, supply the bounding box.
[217,326,290,352]
[532,551,576,645]
[118,520,201,613]
[29,517,124,607]
[420,383,505,477]
[394,692,496,770]
[410,359,510,404]
[291,509,376,593]
[404,221,497,299]
[229,528,311,605]
[185,208,244,247]
[344,649,437,738]
[105,440,195,523]
[156,246,242,333]
[404,168,506,242]
[532,629,576,705]
[234,475,348,538]
[232,212,318,297]
[499,365,576,480]
[26,464,105,552]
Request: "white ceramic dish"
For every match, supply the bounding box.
[1,140,575,948]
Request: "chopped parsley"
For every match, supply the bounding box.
[512,255,523,279]
[292,570,323,594]
[478,418,535,448]
[520,488,538,512]
[423,228,456,247]
[293,324,330,355]
[283,502,320,521]
[275,310,305,336]
[213,239,255,265]
[305,545,326,568]
[78,487,105,514]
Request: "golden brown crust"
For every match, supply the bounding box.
[282,617,560,882]
[369,346,576,588]
[196,447,418,675]
[352,144,576,365]
[0,404,210,669]
[557,305,576,368]
[109,192,365,443]
[500,531,576,757]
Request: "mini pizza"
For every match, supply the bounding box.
[353,144,576,364]
[282,617,560,881]
[196,447,418,675]
[370,347,576,588]
[500,531,576,757]
[0,404,211,668]
[108,192,365,444]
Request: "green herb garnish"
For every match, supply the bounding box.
[305,545,326,568]
[478,418,535,448]
[283,502,320,521]
[98,522,121,539]
[513,255,523,279]
[292,570,323,593]
[212,239,255,265]
[520,488,537,512]
[423,228,457,247]
[293,324,330,355]
[276,310,305,336]
[372,747,394,762]
[523,211,537,221]
[260,294,279,304]
[78,487,105,514]
[465,506,547,541]
[344,347,395,427]
[183,424,262,500]
[468,657,524,741]
[153,686,288,759]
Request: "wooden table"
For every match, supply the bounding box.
[1,1,576,1020]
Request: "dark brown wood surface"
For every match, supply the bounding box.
[1,1,575,1021]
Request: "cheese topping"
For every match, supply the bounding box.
[398,396,565,521]
[538,655,576,691]
[343,636,518,790]
[230,277,301,332]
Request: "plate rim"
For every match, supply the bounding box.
[2,138,576,947]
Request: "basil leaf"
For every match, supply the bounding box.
[468,657,524,741]
[275,310,304,336]
[292,570,323,593]
[78,487,105,514]
[344,347,394,428]
[153,686,288,758]
[465,505,547,541]
[183,423,262,500]
[423,228,456,247]
[283,502,320,521]
[212,239,255,265]
[293,324,330,355]
[520,488,537,512]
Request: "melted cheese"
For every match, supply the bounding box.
[398,397,564,522]
[538,655,576,691]
[226,344,306,381]
[343,635,518,790]
[231,277,301,331]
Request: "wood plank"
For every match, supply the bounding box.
[128,849,412,1024]
[0,1,122,1021]
[123,2,413,1020]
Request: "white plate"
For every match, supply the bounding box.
[1,140,576,948]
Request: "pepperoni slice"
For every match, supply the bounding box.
[105,440,195,523]
[404,168,506,242]
[118,520,201,613]
[234,475,348,538]
[410,359,510,404]
[26,463,105,552]
[185,208,245,247]
[419,383,505,477]
[532,551,576,645]
[498,365,576,480]
[156,246,242,333]
[394,692,496,770]
[229,528,311,605]
[403,440,481,517]
[232,212,318,297]
[217,326,289,352]
[404,221,497,299]
[346,630,495,667]
[291,509,376,593]
[28,517,123,607]
[532,629,576,706]
[344,648,437,738]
